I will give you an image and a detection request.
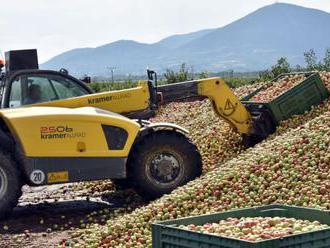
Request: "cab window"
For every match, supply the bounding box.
[8,74,89,108]
[24,76,57,105]
[50,77,88,99]
[9,78,22,108]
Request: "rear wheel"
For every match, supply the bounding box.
[0,153,22,219]
[129,131,202,199]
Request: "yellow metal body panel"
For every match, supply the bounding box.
[31,81,150,114]
[0,107,140,157]
[197,77,252,134]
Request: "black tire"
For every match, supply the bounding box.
[128,130,202,199]
[0,152,22,219]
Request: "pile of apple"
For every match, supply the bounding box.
[179,217,329,242]
[70,96,330,247]
[70,108,330,247]
[64,72,330,247]
[250,75,306,102]
[234,82,265,98]
[320,71,330,89]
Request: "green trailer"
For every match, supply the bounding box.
[242,72,329,125]
[152,204,330,248]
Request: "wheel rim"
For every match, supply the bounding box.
[0,167,8,199]
[146,151,184,186]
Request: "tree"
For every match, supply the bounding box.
[164,63,190,84]
[259,69,273,81]
[304,49,318,71]
[271,57,291,78]
[198,71,209,79]
[177,63,189,82]
[293,64,303,72]
[323,48,330,71]
[163,69,177,84]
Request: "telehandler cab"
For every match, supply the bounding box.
[0,49,157,119]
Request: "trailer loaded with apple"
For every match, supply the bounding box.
[152,205,330,248]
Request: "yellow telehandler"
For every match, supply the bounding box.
[0,49,261,218]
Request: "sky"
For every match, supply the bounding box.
[1,0,329,63]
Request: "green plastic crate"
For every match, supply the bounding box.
[152,205,330,248]
[241,72,329,124]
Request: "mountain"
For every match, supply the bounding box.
[42,3,330,76]
[156,29,215,49]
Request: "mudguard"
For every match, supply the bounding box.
[139,122,189,136]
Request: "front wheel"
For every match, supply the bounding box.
[0,152,22,219]
[129,131,202,199]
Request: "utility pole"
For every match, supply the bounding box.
[106,66,116,90]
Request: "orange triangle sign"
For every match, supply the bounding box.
[224,99,235,111]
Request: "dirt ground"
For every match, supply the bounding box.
[0,183,145,247]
